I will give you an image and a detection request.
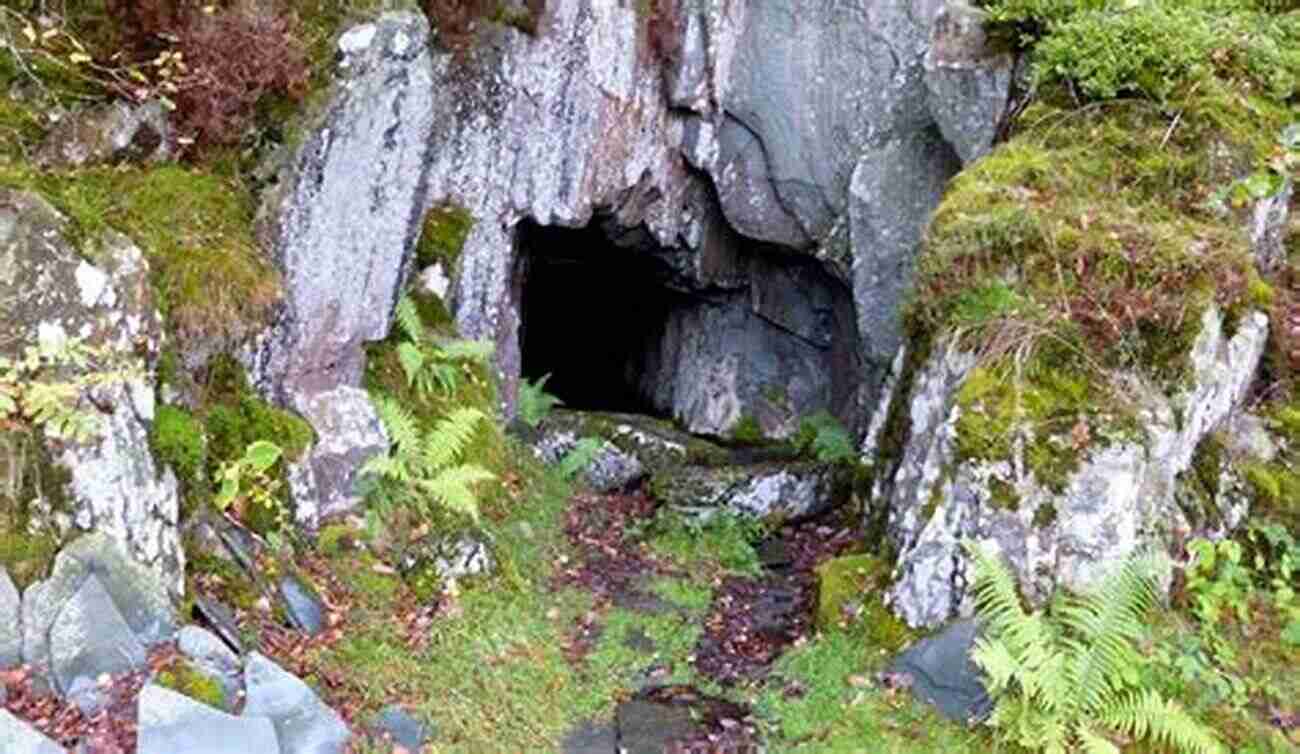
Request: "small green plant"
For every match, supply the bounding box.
[392,295,493,398]
[362,397,495,523]
[0,336,138,442]
[795,411,856,464]
[558,436,603,480]
[966,541,1223,754]
[213,440,283,511]
[517,373,563,428]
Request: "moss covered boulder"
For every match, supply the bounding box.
[0,188,182,593]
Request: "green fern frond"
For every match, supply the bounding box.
[393,294,425,343]
[397,341,427,388]
[435,338,494,364]
[1075,726,1120,754]
[372,395,421,453]
[421,407,488,471]
[1100,690,1223,754]
[418,464,495,522]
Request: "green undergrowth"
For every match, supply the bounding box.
[753,627,987,753]
[150,356,313,529]
[642,509,766,577]
[1238,402,1300,536]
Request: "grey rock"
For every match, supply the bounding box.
[242,652,350,754]
[404,534,495,584]
[615,699,699,754]
[48,573,148,695]
[246,12,433,525]
[532,429,646,493]
[0,709,64,754]
[1250,179,1292,272]
[192,597,243,656]
[884,308,1269,627]
[561,719,617,754]
[284,387,387,529]
[66,673,111,716]
[887,619,992,723]
[654,462,845,521]
[138,683,281,754]
[923,1,1015,164]
[36,100,171,168]
[278,572,327,636]
[0,567,19,669]
[177,626,243,710]
[0,189,182,593]
[372,705,433,751]
[22,532,175,690]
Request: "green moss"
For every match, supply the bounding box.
[0,161,279,341]
[987,476,1021,511]
[415,204,475,271]
[150,405,208,503]
[156,661,228,710]
[729,414,765,444]
[1031,502,1058,529]
[203,357,313,466]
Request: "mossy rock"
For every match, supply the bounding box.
[150,405,210,510]
[0,428,71,588]
[155,659,230,711]
[415,204,475,271]
[814,554,912,651]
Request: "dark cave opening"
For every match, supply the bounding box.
[518,220,680,415]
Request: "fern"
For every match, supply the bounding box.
[559,436,604,480]
[965,541,1223,754]
[518,373,563,428]
[393,294,425,343]
[365,399,494,523]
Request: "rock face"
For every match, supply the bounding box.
[415,0,1010,432]
[0,568,19,669]
[883,308,1270,628]
[0,188,182,592]
[248,12,435,527]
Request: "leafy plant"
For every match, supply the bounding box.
[392,295,493,398]
[362,396,495,523]
[558,436,604,480]
[517,373,563,428]
[966,541,1223,754]
[213,440,283,511]
[795,411,856,464]
[0,336,138,442]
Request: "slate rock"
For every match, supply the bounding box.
[0,708,64,754]
[192,597,243,656]
[177,626,243,711]
[48,573,148,695]
[242,652,350,754]
[22,533,175,691]
[372,705,434,751]
[137,683,281,754]
[886,619,993,723]
[561,719,617,754]
[0,567,20,669]
[278,572,327,636]
[614,698,699,754]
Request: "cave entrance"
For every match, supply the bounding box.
[518,220,678,415]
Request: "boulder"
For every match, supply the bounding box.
[402,533,495,585]
[923,1,1016,165]
[277,572,327,637]
[886,619,993,723]
[0,709,64,754]
[48,573,148,695]
[241,652,350,754]
[0,567,19,669]
[884,308,1269,628]
[0,188,182,593]
[22,532,175,690]
[532,428,646,493]
[35,100,172,168]
[137,684,280,754]
[177,626,243,710]
[652,462,845,521]
[247,12,434,525]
